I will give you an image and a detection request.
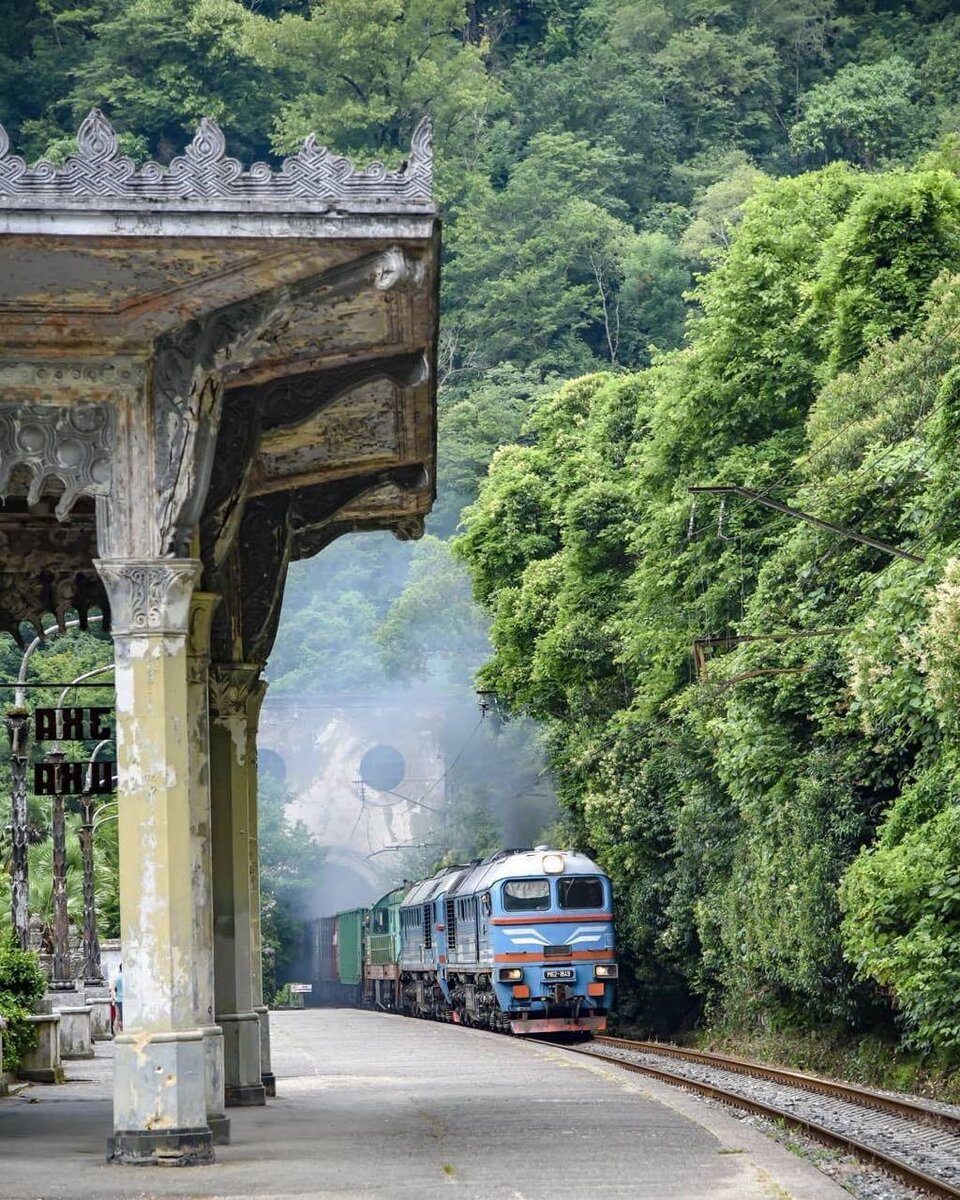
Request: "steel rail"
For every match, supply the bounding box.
[595,1035,960,1135]
[531,1039,960,1200]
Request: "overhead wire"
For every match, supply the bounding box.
[400,714,487,814]
[680,319,960,652]
[686,315,960,569]
[737,308,960,505]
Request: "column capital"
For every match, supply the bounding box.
[187,592,221,672]
[209,663,261,720]
[95,558,201,636]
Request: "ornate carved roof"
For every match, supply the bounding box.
[0,109,433,211]
[0,109,439,655]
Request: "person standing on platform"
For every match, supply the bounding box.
[111,964,123,1033]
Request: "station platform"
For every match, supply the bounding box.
[0,1008,846,1199]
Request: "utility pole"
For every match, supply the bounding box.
[5,710,30,950]
[79,739,112,984]
[77,793,101,984]
[46,746,72,989]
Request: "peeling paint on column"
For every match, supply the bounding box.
[185,593,228,1134]
[209,663,266,1106]
[96,559,212,1148]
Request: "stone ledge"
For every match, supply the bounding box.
[18,1065,64,1084]
[20,1013,63,1084]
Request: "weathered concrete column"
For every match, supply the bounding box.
[95,559,214,1166]
[245,679,275,1097]
[210,664,265,1107]
[186,593,230,1144]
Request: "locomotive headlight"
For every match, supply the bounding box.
[498,967,524,982]
[541,853,565,874]
[594,964,618,979]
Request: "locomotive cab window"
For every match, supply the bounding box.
[558,876,605,909]
[372,910,388,933]
[502,879,551,911]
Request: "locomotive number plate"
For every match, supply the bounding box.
[543,968,575,982]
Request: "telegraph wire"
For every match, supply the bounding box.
[686,362,955,562]
[742,308,960,503]
[409,715,486,810]
[685,308,960,550]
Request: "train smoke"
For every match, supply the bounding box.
[260,531,558,921]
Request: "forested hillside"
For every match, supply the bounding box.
[457,162,960,1067]
[4,0,960,1067]
[5,1,960,386]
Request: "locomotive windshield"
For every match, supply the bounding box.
[502,879,551,911]
[557,876,605,909]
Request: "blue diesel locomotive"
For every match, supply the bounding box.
[299,848,617,1036]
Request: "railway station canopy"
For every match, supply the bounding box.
[0,111,439,1164]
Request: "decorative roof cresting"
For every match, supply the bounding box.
[0,109,433,209]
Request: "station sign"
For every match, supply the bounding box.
[34,759,116,796]
[35,707,113,742]
[289,983,313,994]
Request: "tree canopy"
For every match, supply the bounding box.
[456,161,960,1057]
[4,0,960,1065]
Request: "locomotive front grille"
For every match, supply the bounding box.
[543,944,570,958]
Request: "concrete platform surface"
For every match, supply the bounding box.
[0,1008,847,1199]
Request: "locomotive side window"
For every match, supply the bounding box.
[557,876,605,909]
[502,879,551,911]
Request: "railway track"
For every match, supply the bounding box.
[540,1034,960,1198]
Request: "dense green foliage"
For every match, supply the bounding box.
[5,1,960,384]
[457,163,960,1056]
[4,0,960,1058]
[258,774,327,1000]
[0,935,45,1071]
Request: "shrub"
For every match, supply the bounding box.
[0,936,45,1073]
[271,983,293,1008]
[840,806,960,1056]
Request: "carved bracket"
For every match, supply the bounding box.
[0,403,112,519]
[186,592,221,683]
[152,255,427,559]
[200,350,430,571]
[392,516,426,542]
[226,464,426,665]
